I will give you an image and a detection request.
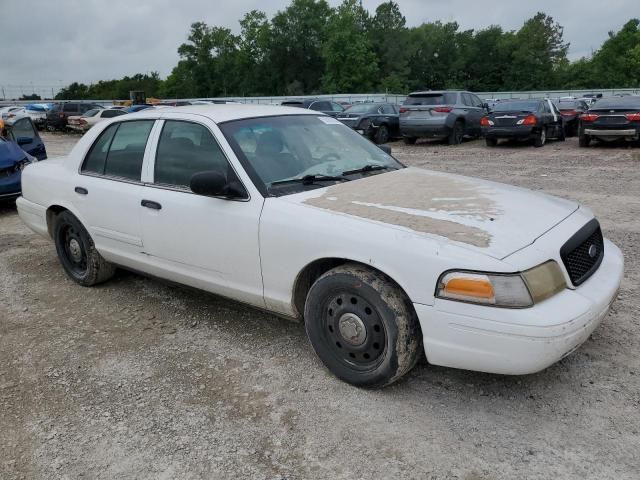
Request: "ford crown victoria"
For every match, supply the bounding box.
[17,105,624,387]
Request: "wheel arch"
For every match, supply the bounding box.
[45,203,84,239]
[291,257,416,320]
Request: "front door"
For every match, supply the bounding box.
[139,116,265,308]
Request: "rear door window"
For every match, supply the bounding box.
[310,101,331,111]
[81,120,154,181]
[63,103,79,113]
[381,104,396,114]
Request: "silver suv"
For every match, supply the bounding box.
[399,91,488,145]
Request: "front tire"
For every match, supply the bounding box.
[304,264,422,388]
[53,211,116,286]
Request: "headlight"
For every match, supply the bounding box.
[436,261,566,308]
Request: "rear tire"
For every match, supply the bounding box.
[579,133,591,148]
[534,127,546,148]
[304,264,422,388]
[485,138,498,147]
[373,124,390,144]
[448,120,464,145]
[403,136,417,145]
[53,211,116,286]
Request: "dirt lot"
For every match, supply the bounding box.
[1,133,639,479]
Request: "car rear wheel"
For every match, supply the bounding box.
[304,264,422,388]
[485,138,498,147]
[534,127,546,147]
[579,133,591,147]
[53,211,116,286]
[448,120,464,145]
[403,136,417,145]
[373,124,390,144]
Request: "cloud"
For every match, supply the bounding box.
[0,0,634,97]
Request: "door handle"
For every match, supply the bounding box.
[74,187,88,195]
[141,199,162,210]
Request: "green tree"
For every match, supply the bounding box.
[321,0,378,93]
[506,12,569,90]
[370,1,410,92]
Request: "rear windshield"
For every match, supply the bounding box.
[591,97,640,110]
[281,101,304,107]
[404,93,457,106]
[557,101,580,109]
[492,101,540,112]
[345,104,377,114]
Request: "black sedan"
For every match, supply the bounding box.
[481,99,565,147]
[579,96,640,147]
[337,103,399,144]
[555,99,590,137]
[280,99,345,117]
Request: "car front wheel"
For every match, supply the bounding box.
[304,264,422,388]
[53,210,116,286]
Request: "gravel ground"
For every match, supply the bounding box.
[1,133,639,479]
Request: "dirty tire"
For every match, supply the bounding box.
[53,210,116,286]
[485,138,498,147]
[403,136,417,145]
[579,133,591,147]
[374,124,390,144]
[304,263,422,388]
[448,120,464,145]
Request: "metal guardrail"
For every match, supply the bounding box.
[2,88,639,107]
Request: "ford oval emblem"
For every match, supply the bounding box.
[588,244,598,258]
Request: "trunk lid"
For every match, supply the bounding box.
[283,168,578,259]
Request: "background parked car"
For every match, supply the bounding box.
[579,95,640,147]
[337,103,399,144]
[481,98,565,147]
[67,108,128,132]
[554,99,590,136]
[0,106,24,120]
[399,90,487,145]
[0,116,47,201]
[126,104,155,113]
[280,99,345,117]
[45,102,103,131]
[24,104,50,129]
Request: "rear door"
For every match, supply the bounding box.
[74,119,156,261]
[462,93,484,135]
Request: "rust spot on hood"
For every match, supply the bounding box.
[303,168,501,247]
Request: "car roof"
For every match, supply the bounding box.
[408,91,463,95]
[129,104,325,123]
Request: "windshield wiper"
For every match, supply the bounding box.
[271,174,350,187]
[341,165,397,176]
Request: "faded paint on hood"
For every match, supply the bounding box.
[288,168,578,259]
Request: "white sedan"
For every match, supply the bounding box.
[67,107,127,132]
[16,105,624,387]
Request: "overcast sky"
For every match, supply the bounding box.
[0,0,636,96]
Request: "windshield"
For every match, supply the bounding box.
[344,104,377,114]
[557,101,579,109]
[492,101,540,112]
[220,115,402,196]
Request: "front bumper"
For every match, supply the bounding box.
[0,171,21,199]
[483,125,535,139]
[415,239,624,375]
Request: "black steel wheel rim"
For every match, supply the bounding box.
[320,292,387,371]
[59,224,87,276]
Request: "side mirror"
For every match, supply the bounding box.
[17,137,33,146]
[378,144,392,155]
[190,171,246,199]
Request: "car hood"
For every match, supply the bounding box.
[282,168,578,259]
[0,139,27,169]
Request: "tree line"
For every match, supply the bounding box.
[55,0,640,100]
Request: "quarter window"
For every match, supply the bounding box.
[154,120,230,189]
